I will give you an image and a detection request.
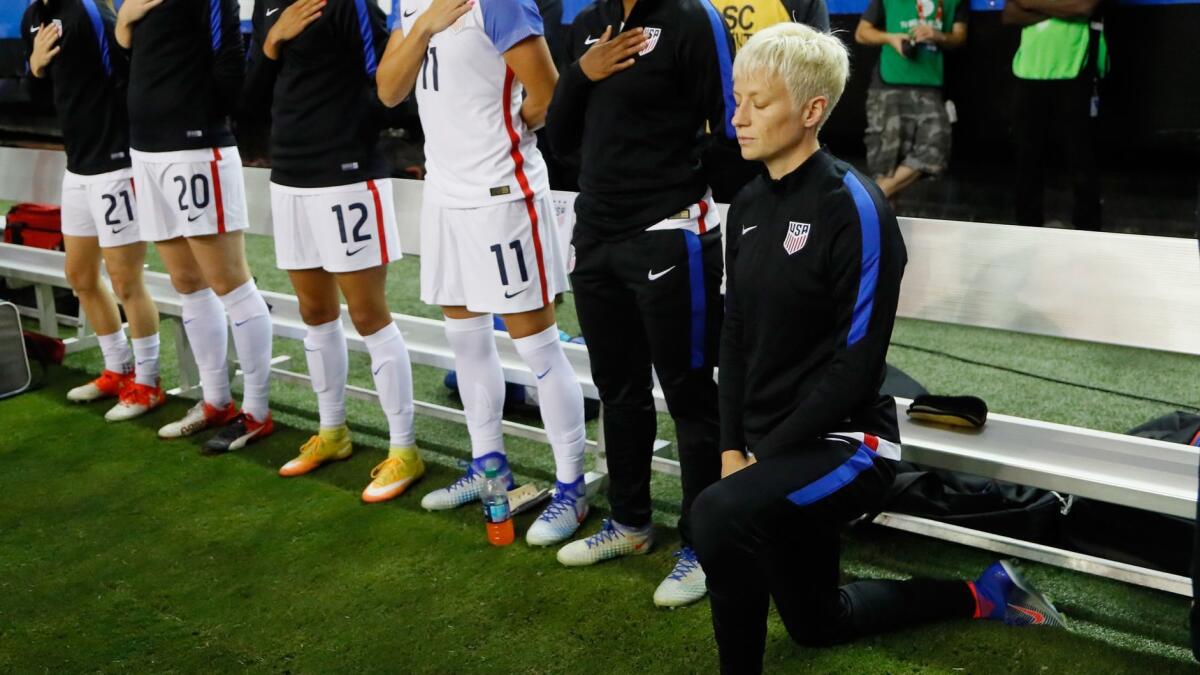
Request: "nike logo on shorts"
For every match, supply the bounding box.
[187,213,204,222]
[504,288,527,299]
[536,368,551,379]
[647,266,676,281]
[584,35,600,45]
[346,246,368,256]
[266,7,281,15]
[234,319,252,327]
[741,225,757,235]
[111,225,131,234]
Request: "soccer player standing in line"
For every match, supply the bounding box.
[243,0,427,502]
[692,24,1063,674]
[115,0,275,452]
[545,0,735,607]
[22,0,163,421]
[376,0,590,545]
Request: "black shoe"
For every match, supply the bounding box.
[201,411,274,455]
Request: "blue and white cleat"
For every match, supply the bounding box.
[973,560,1066,627]
[525,478,589,546]
[653,547,707,608]
[420,451,512,511]
[557,519,653,567]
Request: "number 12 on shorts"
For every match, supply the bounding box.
[332,203,372,248]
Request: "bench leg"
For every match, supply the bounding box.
[33,283,58,338]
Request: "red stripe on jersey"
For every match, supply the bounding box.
[863,434,879,451]
[696,198,709,234]
[501,67,548,306]
[366,180,389,265]
[210,147,226,234]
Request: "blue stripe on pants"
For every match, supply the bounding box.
[683,230,705,370]
[786,444,875,507]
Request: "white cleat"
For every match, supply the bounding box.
[67,370,129,403]
[525,479,588,547]
[157,400,237,439]
[557,519,653,567]
[104,382,166,422]
[420,453,511,511]
[653,547,707,608]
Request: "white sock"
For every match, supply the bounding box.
[180,288,231,407]
[96,328,132,374]
[444,314,506,460]
[304,318,348,428]
[364,322,416,447]
[514,324,585,483]
[131,334,160,386]
[219,279,273,420]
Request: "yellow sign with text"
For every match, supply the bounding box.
[710,0,792,49]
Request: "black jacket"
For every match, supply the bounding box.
[124,0,243,152]
[546,0,738,239]
[21,0,130,175]
[719,149,908,459]
[243,0,390,188]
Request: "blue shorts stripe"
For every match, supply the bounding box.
[683,230,706,369]
[842,172,881,347]
[353,0,380,76]
[79,0,113,77]
[786,444,876,507]
[698,0,736,139]
[209,0,222,51]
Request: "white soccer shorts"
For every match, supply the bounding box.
[60,167,142,248]
[271,178,402,273]
[131,146,250,241]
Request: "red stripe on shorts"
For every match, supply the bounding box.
[366,179,389,265]
[210,148,226,234]
[696,198,709,235]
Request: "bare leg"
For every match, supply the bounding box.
[101,241,158,339]
[64,235,121,336]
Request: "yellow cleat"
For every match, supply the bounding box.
[279,426,353,478]
[362,447,426,503]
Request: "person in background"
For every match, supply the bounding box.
[243,0,430,503]
[694,22,1065,674]
[376,0,590,546]
[116,0,276,452]
[22,0,163,421]
[545,0,734,608]
[855,0,967,199]
[1003,0,1106,231]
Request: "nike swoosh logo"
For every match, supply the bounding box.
[741,225,757,235]
[373,364,385,375]
[504,288,526,299]
[112,225,130,234]
[536,368,551,379]
[403,9,416,16]
[187,213,204,222]
[346,246,367,256]
[647,266,676,281]
[584,36,599,45]
[266,7,280,15]
[183,319,194,325]
[234,318,252,327]
[30,26,41,34]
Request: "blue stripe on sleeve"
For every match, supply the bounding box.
[842,172,881,347]
[353,0,380,75]
[786,444,875,506]
[481,0,544,54]
[698,0,736,139]
[209,0,222,50]
[683,230,706,369]
[80,0,113,77]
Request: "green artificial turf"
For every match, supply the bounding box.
[0,373,1194,674]
[9,232,1200,672]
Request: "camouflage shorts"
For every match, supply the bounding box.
[864,86,951,177]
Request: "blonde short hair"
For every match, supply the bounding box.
[733,23,850,131]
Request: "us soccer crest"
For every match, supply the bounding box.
[783,222,810,255]
[640,28,662,56]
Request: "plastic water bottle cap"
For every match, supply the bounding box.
[484,466,500,479]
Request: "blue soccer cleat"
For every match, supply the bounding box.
[973,560,1066,627]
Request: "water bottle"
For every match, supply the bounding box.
[481,465,514,546]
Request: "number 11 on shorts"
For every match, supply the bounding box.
[490,240,528,286]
